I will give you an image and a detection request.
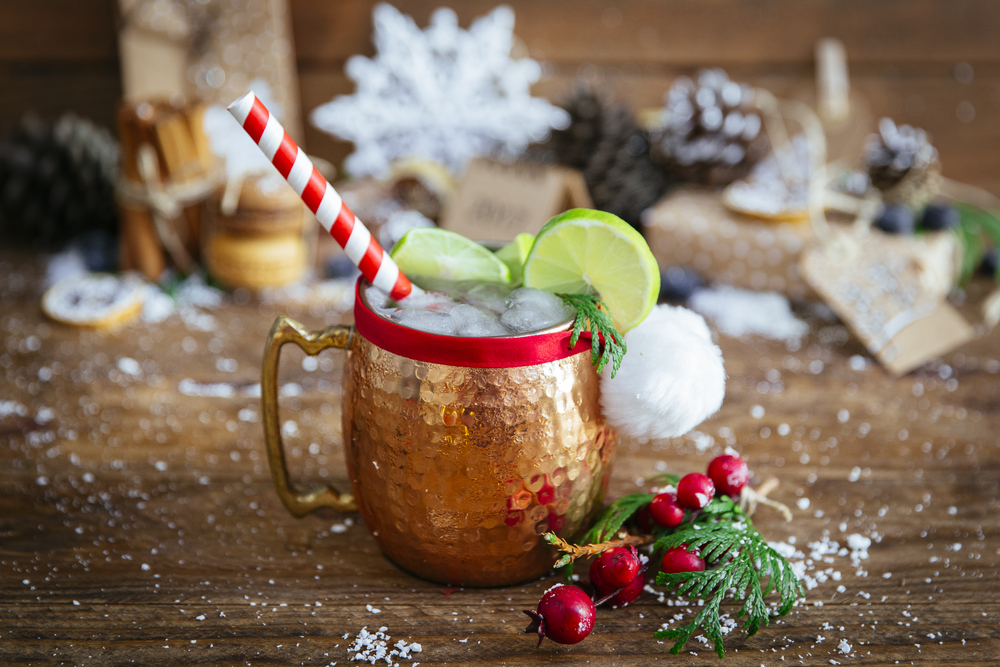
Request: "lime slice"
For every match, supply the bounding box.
[523,209,659,331]
[390,228,511,284]
[493,233,535,284]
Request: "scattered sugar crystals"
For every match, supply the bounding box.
[347,626,421,666]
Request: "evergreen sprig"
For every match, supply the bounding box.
[955,204,1000,283]
[556,489,802,657]
[558,293,627,378]
[652,496,803,658]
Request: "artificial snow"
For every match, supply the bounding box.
[347,626,421,666]
[310,3,568,177]
[601,304,725,441]
[689,285,809,341]
[724,134,813,217]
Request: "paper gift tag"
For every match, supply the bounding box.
[440,158,592,242]
[801,229,974,376]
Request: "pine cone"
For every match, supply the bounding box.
[534,87,607,171]
[584,107,670,231]
[650,69,768,186]
[864,117,939,208]
[0,113,119,249]
[530,87,670,231]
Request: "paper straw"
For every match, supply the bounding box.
[227,91,414,300]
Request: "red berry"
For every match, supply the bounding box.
[523,584,595,646]
[660,545,706,574]
[604,568,646,607]
[707,454,749,496]
[592,546,640,589]
[649,492,685,528]
[676,473,715,510]
[588,557,607,591]
[631,504,656,534]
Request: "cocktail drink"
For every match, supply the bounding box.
[234,91,679,586]
[264,276,617,586]
[261,212,661,586]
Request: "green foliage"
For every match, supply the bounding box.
[652,497,803,658]
[646,473,682,488]
[558,293,627,378]
[560,493,654,580]
[580,493,655,546]
[956,204,1000,283]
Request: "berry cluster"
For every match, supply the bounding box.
[525,453,754,647]
[874,201,959,236]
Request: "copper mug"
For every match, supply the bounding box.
[262,279,618,586]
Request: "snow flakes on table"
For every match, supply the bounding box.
[689,285,809,341]
[310,3,569,177]
[347,626,421,666]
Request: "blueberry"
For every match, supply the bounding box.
[873,204,915,235]
[920,203,960,231]
[980,247,999,277]
[659,265,706,302]
[325,252,360,279]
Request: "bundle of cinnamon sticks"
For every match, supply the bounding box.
[117,99,219,280]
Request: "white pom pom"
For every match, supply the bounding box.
[600,305,726,441]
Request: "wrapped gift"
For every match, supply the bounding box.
[116,0,303,141]
[644,186,961,302]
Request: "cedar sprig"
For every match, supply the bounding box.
[545,532,652,569]
[558,293,627,377]
[653,497,804,658]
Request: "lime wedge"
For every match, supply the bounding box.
[494,233,535,285]
[523,209,659,331]
[390,228,511,284]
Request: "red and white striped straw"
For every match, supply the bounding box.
[227,91,414,300]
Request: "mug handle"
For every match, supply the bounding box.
[262,315,358,516]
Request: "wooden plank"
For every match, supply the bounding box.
[0,0,997,68]
[0,0,118,63]
[291,0,1000,67]
[0,65,121,130]
[1,253,999,665]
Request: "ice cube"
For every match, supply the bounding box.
[365,285,395,316]
[464,283,513,316]
[392,309,456,335]
[449,304,509,337]
[397,290,457,313]
[500,288,574,333]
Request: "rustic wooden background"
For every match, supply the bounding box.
[2,3,1000,666]
[1,0,998,194]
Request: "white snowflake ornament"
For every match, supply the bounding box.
[310,3,569,177]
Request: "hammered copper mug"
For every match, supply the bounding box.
[262,279,618,586]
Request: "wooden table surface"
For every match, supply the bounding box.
[1,252,998,666]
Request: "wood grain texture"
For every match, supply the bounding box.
[1,0,998,200]
[1,254,999,665]
[289,0,1000,67]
